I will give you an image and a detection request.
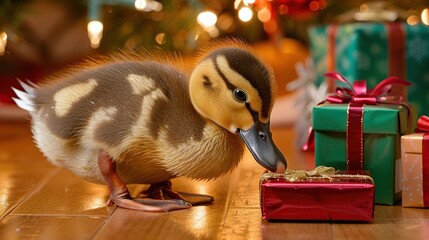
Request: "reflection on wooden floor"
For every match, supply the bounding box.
[1,121,429,240]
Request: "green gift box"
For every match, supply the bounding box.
[308,22,429,118]
[313,103,410,205]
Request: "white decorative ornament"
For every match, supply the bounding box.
[287,58,328,148]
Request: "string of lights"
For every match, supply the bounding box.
[1,0,429,55]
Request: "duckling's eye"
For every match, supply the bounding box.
[233,89,248,103]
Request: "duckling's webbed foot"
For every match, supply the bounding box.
[140,181,214,205]
[98,150,191,212]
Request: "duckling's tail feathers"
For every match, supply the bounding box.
[12,79,37,112]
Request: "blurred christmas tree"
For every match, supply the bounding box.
[0,0,428,73]
[1,0,428,58]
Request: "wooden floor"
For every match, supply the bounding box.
[1,121,429,240]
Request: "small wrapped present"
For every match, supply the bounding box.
[312,73,411,205]
[260,166,375,221]
[401,116,429,208]
[308,22,429,117]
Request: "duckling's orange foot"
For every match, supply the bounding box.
[98,150,191,212]
[106,190,191,212]
[140,181,214,206]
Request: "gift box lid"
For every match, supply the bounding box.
[313,103,409,134]
[262,176,374,184]
[260,168,374,185]
[401,133,425,154]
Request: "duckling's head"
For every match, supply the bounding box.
[189,44,287,173]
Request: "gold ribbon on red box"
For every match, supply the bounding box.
[260,166,374,183]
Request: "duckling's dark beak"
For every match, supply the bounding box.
[237,121,287,173]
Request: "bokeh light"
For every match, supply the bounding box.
[197,11,218,28]
[238,7,253,22]
[87,21,103,49]
[422,8,429,25]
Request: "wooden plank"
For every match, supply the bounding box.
[11,169,113,216]
[0,123,58,219]
[228,155,263,209]
[94,206,226,240]
[220,208,263,240]
[374,205,429,221]
[332,220,429,240]
[95,172,238,240]
[0,166,56,219]
[220,208,333,240]
[0,215,107,240]
[261,221,333,240]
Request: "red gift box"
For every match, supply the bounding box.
[260,166,375,221]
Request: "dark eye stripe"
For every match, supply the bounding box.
[246,103,259,122]
[217,48,272,119]
[213,57,235,91]
[213,57,259,121]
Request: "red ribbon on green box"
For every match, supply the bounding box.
[416,115,429,207]
[326,23,405,95]
[321,72,412,170]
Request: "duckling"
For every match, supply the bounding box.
[12,40,287,212]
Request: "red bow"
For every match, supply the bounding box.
[417,115,429,133]
[324,72,412,105]
[324,72,411,170]
[304,72,412,155]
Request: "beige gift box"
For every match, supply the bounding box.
[401,133,429,208]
